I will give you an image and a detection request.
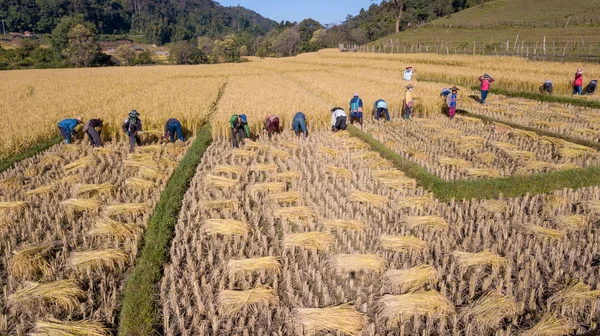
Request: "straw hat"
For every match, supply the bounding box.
[450,86,460,91]
[406,84,415,89]
[76,116,83,122]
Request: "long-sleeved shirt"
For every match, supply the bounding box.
[446,93,457,108]
[374,99,388,109]
[331,109,346,126]
[349,97,363,112]
[574,73,583,86]
[404,70,413,81]
[58,119,80,134]
[479,76,495,91]
[405,91,413,105]
[84,119,103,132]
[229,115,250,138]
[164,118,180,133]
[123,117,143,135]
[293,112,306,121]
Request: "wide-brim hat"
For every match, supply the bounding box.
[406,66,413,69]
[406,84,415,89]
[450,86,460,91]
[129,110,140,118]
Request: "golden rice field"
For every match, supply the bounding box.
[0,140,188,334]
[162,131,599,335]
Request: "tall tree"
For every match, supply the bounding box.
[391,0,405,32]
[65,23,99,67]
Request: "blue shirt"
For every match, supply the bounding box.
[374,100,388,109]
[58,119,80,133]
[350,97,363,112]
[293,112,306,120]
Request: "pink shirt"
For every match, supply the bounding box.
[479,76,494,90]
[574,73,583,86]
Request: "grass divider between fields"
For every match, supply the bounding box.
[348,125,600,201]
[0,136,62,174]
[117,124,213,336]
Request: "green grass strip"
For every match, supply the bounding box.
[469,85,600,110]
[348,125,600,201]
[118,124,213,336]
[0,136,62,173]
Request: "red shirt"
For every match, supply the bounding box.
[574,73,583,86]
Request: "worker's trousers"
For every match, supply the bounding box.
[87,128,101,147]
[292,117,307,137]
[231,128,245,148]
[332,116,347,132]
[58,126,72,144]
[375,108,390,121]
[480,90,489,104]
[573,86,583,95]
[168,122,184,143]
[265,118,280,138]
[129,134,141,153]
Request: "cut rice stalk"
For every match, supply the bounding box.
[228,257,281,275]
[244,140,269,150]
[213,165,245,177]
[394,196,432,209]
[385,264,439,293]
[68,249,128,272]
[404,216,448,231]
[283,232,334,251]
[103,203,148,216]
[249,164,278,173]
[201,199,237,210]
[405,148,428,161]
[124,159,157,169]
[380,235,427,253]
[60,198,100,213]
[453,250,507,268]
[460,291,519,332]
[218,286,278,315]
[480,200,508,212]
[464,168,500,178]
[88,218,141,240]
[30,318,111,336]
[40,154,62,166]
[64,156,95,172]
[348,192,388,208]
[379,290,455,326]
[331,254,385,274]
[137,145,163,152]
[521,314,574,336]
[230,149,257,158]
[326,165,352,178]
[249,182,286,195]
[322,219,366,231]
[26,185,57,196]
[272,171,301,181]
[273,206,314,220]
[204,174,238,188]
[317,146,338,158]
[474,152,496,164]
[0,201,28,211]
[554,215,587,231]
[204,219,249,236]
[268,147,291,160]
[73,183,114,196]
[527,225,564,239]
[293,303,367,336]
[372,169,405,179]
[547,281,600,309]
[9,244,54,279]
[267,191,301,204]
[7,280,83,312]
[125,178,155,190]
[439,157,472,168]
[139,167,164,180]
[57,175,79,184]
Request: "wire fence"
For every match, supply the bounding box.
[433,15,600,29]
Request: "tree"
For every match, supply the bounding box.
[116,44,136,65]
[239,45,249,57]
[168,41,207,65]
[256,46,268,58]
[273,27,300,57]
[390,0,405,32]
[65,23,99,67]
[134,50,154,65]
[51,15,96,53]
[211,37,240,63]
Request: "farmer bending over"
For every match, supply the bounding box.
[292,112,308,139]
[122,110,143,153]
[58,117,83,144]
[230,114,250,148]
[83,118,103,147]
[163,118,184,143]
[373,99,390,121]
[349,93,363,126]
[331,107,347,132]
[264,114,280,138]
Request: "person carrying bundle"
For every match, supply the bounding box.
[573,69,583,95]
[58,117,83,144]
[264,114,280,138]
[163,118,184,143]
[403,84,414,120]
[292,112,308,139]
[403,66,414,81]
[585,80,597,95]
[331,107,347,132]
[478,73,494,104]
[445,86,459,120]
[540,81,553,95]
[230,114,250,148]
[122,110,143,153]
[373,99,390,121]
[83,118,103,147]
[349,93,363,126]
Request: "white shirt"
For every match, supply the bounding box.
[404,70,413,81]
[331,109,347,126]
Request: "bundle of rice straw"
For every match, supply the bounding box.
[88,218,141,240]
[439,157,472,169]
[204,174,238,188]
[456,115,483,124]
[322,219,366,231]
[244,140,269,150]
[228,257,281,275]
[539,136,565,147]
[548,163,578,171]
[40,154,62,166]
[372,169,405,179]
[9,243,54,279]
[460,291,519,332]
[504,149,536,160]
[293,303,367,336]
[544,195,567,210]
[203,219,249,235]
[547,281,600,309]
[0,201,28,211]
[395,196,432,209]
[68,249,128,272]
[453,250,507,268]
[491,142,518,151]
[352,151,380,161]
[283,232,334,251]
[480,199,508,212]
[93,147,114,155]
[218,286,278,315]
[379,235,427,252]
[57,175,79,184]
[269,147,291,160]
[376,177,416,189]
[326,165,353,178]
[0,177,23,189]
[512,129,539,140]
[125,178,155,190]
[64,156,95,172]
[30,319,111,336]
[404,216,448,231]
[385,264,439,293]
[26,185,57,196]
[61,198,100,212]
[249,164,278,173]
[281,141,299,150]
[521,314,574,336]
[127,153,153,162]
[342,137,370,150]
[7,280,83,312]
[230,149,257,158]
[331,254,385,274]
[348,191,388,208]
[554,215,587,231]
[267,191,301,204]
[317,146,338,158]
[73,183,115,196]
[139,167,163,179]
[272,171,301,181]
[464,168,500,178]
[249,182,286,195]
[559,147,595,158]
[379,290,455,326]
[124,159,157,169]
[474,152,496,164]
[201,199,237,210]
[405,148,428,161]
[273,206,314,220]
[62,144,80,152]
[137,144,163,152]
[213,165,245,176]
[103,203,148,216]
[527,225,564,239]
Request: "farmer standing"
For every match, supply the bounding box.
[574,69,583,95]
[404,67,414,81]
[331,107,347,132]
[264,114,280,138]
[163,118,184,143]
[403,84,414,120]
[292,112,308,139]
[478,74,494,104]
[373,99,390,121]
[446,86,459,120]
[230,114,250,148]
[58,117,83,144]
[122,110,143,153]
[83,118,103,147]
[349,93,363,126]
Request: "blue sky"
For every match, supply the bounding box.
[217,0,372,25]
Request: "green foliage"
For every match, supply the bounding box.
[0,137,62,173]
[211,37,240,63]
[116,44,136,65]
[134,50,154,65]
[65,23,100,67]
[168,40,208,65]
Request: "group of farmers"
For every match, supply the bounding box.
[57,66,595,150]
